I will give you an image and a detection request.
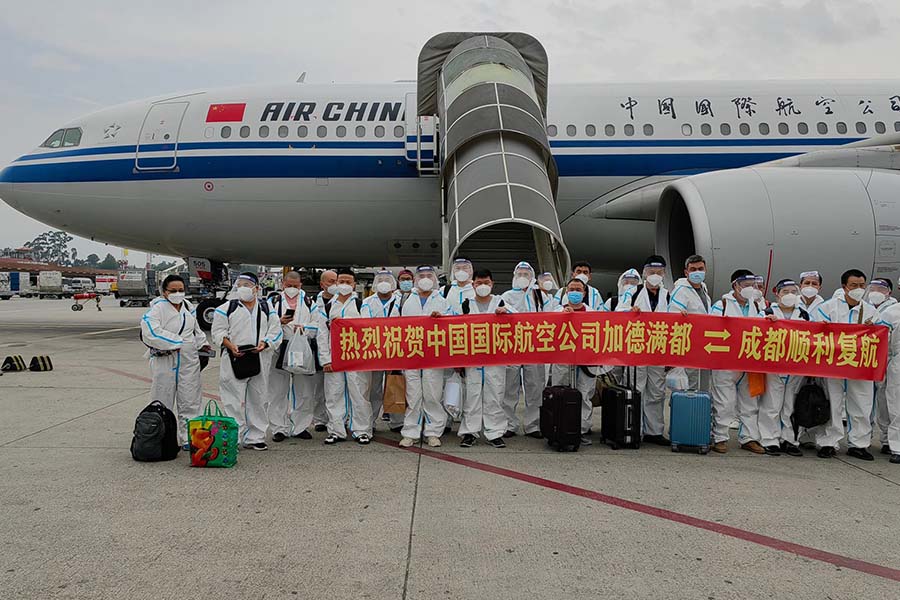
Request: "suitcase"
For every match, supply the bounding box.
[599,366,641,450]
[669,390,712,454]
[540,378,582,452]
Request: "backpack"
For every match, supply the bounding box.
[611,284,643,312]
[324,296,363,329]
[131,401,179,462]
[461,298,504,314]
[791,379,829,437]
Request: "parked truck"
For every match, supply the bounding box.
[38,271,64,298]
[95,274,116,295]
[0,273,10,300]
[117,268,157,307]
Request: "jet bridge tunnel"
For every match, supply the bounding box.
[416,33,570,284]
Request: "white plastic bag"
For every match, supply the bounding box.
[442,373,462,419]
[666,367,689,391]
[283,333,315,375]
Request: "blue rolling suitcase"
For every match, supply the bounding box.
[669,390,712,454]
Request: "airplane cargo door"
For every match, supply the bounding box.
[135,102,189,170]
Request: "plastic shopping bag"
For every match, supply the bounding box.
[188,400,238,468]
[442,373,462,419]
[665,367,690,392]
[283,333,315,375]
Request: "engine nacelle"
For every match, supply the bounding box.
[656,167,900,297]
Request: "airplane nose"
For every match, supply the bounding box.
[0,164,18,209]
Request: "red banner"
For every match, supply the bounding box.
[330,311,888,381]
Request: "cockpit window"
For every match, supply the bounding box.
[62,128,82,147]
[41,129,66,148]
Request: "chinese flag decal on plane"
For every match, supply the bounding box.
[206,103,246,122]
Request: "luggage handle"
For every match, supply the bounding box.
[625,402,633,430]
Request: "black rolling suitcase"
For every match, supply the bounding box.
[600,366,641,450]
[540,368,582,452]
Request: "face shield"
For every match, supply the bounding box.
[642,262,666,287]
[512,261,536,290]
[451,259,473,284]
[866,280,891,306]
[537,272,557,292]
[617,268,641,294]
[774,280,800,307]
[733,275,757,301]
[415,267,439,292]
[373,270,396,295]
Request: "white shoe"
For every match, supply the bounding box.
[426,436,442,448]
[399,437,415,448]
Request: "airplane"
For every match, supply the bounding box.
[3,31,900,328]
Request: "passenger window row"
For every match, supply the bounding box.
[546,120,900,138]
[219,124,406,140]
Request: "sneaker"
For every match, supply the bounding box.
[460,434,476,448]
[426,436,442,448]
[389,426,403,433]
[243,442,268,451]
[487,437,506,448]
[525,431,544,439]
[890,454,900,464]
[741,441,765,454]
[356,434,371,445]
[881,445,893,455]
[580,435,593,446]
[381,413,390,422]
[324,434,343,445]
[712,441,728,454]
[763,445,781,456]
[503,430,518,438]
[847,447,874,461]
[314,424,328,432]
[643,434,670,446]
[272,432,286,443]
[292,430,313,440]
[783,444,803,457]
[399,437,416,448]
[817,446,836,459]
[181,443,190,452]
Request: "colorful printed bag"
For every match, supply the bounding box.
[188,400,238,468]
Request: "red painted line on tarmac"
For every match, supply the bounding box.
[375,438,900,583]
[96,366,900,583]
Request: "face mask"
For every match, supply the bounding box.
[326,284,338,296]
[645,274,663,287]
[847,288,866,302]
[475,284,492,297]
[540,280,555,292]
[513,276,531,290]
[574,273,590,284]
[375,281,393,295]
[567,291,584,305]
[236,286,255,302]
[868,291,886,306]
[167,292,185,304]
[688,271,705,284]
[417,278,434,292]
[739,287,756,301]
[800,286,818,299]
[454,270,469,283]
[336,283,353,296]
[780,293,798,307]
[399,280,413,292]
[621,283,638,294]
[753,288,763,300]
[283,287,300,298]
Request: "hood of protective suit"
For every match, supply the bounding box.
[617,268,641,294]
[512,261,536,289]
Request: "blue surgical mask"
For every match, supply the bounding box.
[567,291,584,305]
[399,280,413,292]
[688,271,706,284]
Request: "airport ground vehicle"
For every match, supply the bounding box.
[95,275,116,295]
[117,268,157,307]
[38,271,64,299]
[69,277,95,293]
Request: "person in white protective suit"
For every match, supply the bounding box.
[616,255,671,445]
[315,267,372,445]
[878,298,900,464]
[536,272,561,312]
[757,279,811,457]
[550,278,598,445]
[553,260,605,310]
[441,257,476,314]
[798,270,827,316]
[812,269,881,461]
[458,268,512,448]
[709,270,765,455]
[871,278,899,458]
[266,271,317,442]
[391,266,451,448]
[668,254,713,391]
[307,270,338,432]
[361,269,404,431]
[606,268,642,311]
[211,272,283,451]
[501,262,550,438]
[140,274,211,448]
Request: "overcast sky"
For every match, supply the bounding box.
[1,0,898,261]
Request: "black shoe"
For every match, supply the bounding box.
[881,445,893,455]
[783,444,803,457]
[847,447,874,461]
[503,430,517,438]
[314,424,328,432]
[460,434,476,448]
[381,413,390,422]
[356,434,371,445]
[891,454,900,464]
[389,426,402,433]
[272,432,286,443]
[525,431,543,439]
[243,442,268,451]
[487,437,506,448]
[643,434,670,446]
[324,434,345,445]
[817,446,836,459]
[444,425,453,434]
[764,445,781,456]
[292,430,313,440]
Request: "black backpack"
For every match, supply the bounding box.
[130,401,179,462]
[461,298,504,314]
[791,379,829,437]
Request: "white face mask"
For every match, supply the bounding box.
[513,276,531,290]
[574,273,590,284]
[847,288,866,302]
[800,286,818,299]
[475,284,492,297]
[336,283,353,296]
[739,287,756,301]
[236,286,255,302]
[645,274,663,287]
[283,287,300,298]
[868,291,886,306]
[454,270,469,283]
[417,278,434,292]
[540,280,555,292]
[167,292,185,305]
[326,284,338,296]
[375,281,393,295]
[780,293,798,307]
[753,288,763,300]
